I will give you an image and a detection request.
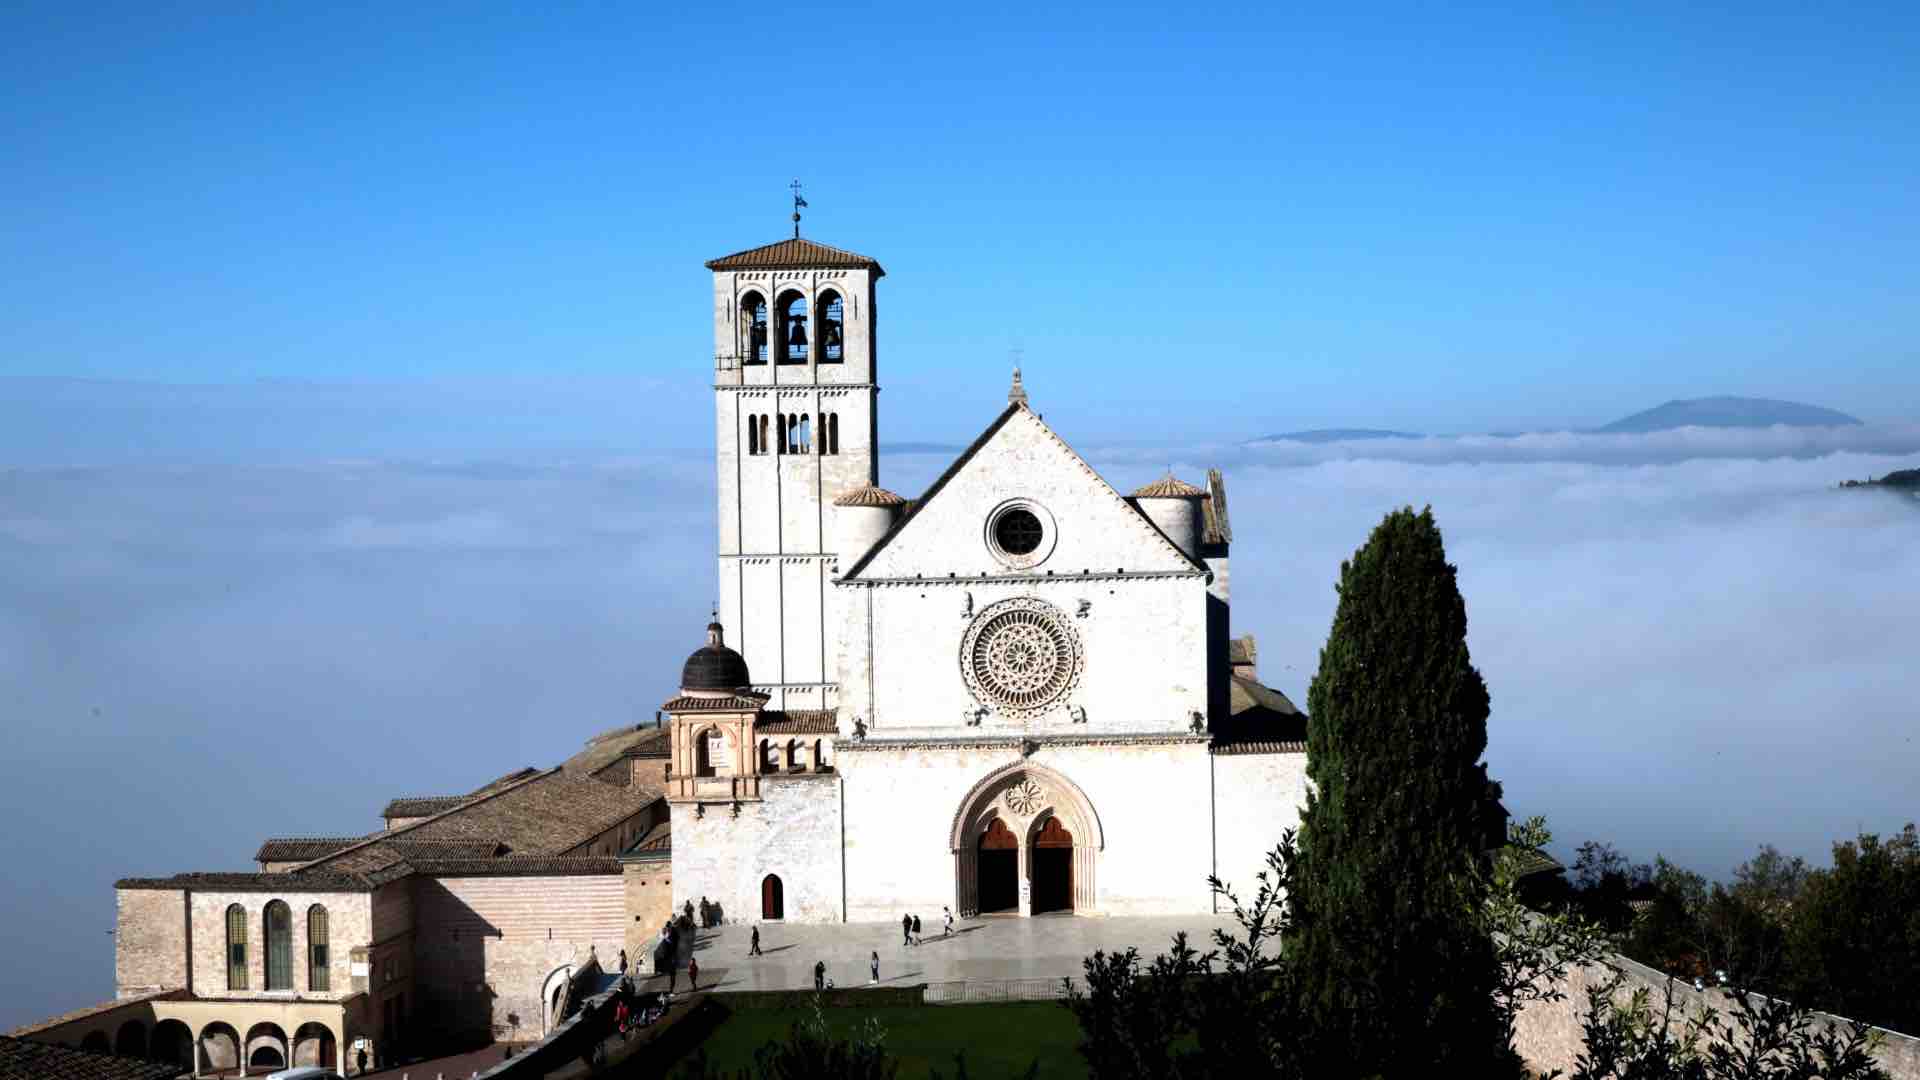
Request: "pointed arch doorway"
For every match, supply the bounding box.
[950,762,1103,917]
[1030,816,1075,914]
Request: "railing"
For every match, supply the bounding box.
[922,977,1082,1005]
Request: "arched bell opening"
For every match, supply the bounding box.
[740,291,769,364]
[776,290,808,363]
[817,290,844,362]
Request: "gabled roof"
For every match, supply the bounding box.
[383,795,469,819]
[839,403,1209,582]
[704,237,884,276]
[755,710,839,735]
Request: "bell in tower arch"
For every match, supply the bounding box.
[779,291,809,362]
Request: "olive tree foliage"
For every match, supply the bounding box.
[1064,832,1315,1080]
[1482,816,1613,1060]
[1558,975,1891,1080]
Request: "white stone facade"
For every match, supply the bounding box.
[672,237,1309,924]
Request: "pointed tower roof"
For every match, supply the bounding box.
[1132,473,1207,499]
[704,238,885,276]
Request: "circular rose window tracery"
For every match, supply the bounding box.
[960,597,1084,717]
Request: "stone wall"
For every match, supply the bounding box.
[1514,953,1920,1079]
[161,887,370,1001]
[671,773,843,925]
[409,872,625,1046]
[115,888,188,997]
[840,739,1223,921]
[623,857,675,971]
[1209,751,1310,907]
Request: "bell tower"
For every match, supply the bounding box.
[704,235,883,711]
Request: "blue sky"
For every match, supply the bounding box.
[5,2,1918,445]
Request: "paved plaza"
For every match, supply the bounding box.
[637,914,1241,995]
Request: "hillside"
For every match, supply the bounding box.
[1252,428,1423,444]
[1599,396,1862,433]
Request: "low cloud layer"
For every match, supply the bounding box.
[2,436,1917,1028]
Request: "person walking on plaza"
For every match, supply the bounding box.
[870,950,879,984]
[901,912,912,947]
[749,924,762,956]
[814,960,826,991]
[688,954,700,991]
[618,948,628,976]
[355,1046,367,1076]
[943,906,954,938]
[911,914,923,945]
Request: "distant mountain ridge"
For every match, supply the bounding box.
[1597,396,1862,434]
[1252,428,1424,444]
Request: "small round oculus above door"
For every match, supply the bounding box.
[960,597,1084,718]
[984,500,1057,570]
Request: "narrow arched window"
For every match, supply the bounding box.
[787,738,802,771]
[814,738,827,769]
[829,413,840,455]
[796,415,810,454]
[264,900,293,991]
[759,415,769,455]
[818,291,844,362]
[778,291,808,363]
[226,904,249,990]
[741,292,768,363]
[308,905,330,992]
[776,414,788,456]
[747,414,759,456]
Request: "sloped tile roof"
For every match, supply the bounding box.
[0,1035,186,1079]
[704,237,883,274]
[5,991,188,1038]
[382,795,469,819]
[755,710,839,735]
[565,725,671,777]
[116,871,387,892]
[255,837,366,864]
[622,822,672,857]
[402,856,621,877]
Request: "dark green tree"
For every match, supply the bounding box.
[1285,506,1501,1074]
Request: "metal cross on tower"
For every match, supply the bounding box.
[790,179,808,238]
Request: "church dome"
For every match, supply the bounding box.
[680,622,750,694]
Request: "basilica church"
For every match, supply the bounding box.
[25,234,1307,1076]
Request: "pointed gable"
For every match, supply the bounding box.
[842,405,1204,582]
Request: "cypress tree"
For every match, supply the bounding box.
[1286,506,1500,1075]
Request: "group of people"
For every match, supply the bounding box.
[693,896,725,928]
[608,981,670,1040]
[901,906,956,946]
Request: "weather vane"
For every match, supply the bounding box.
[790,179,808,239]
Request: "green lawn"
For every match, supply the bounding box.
[690,1002,1086,1079]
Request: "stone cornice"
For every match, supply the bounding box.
[835,570,1205,588]
[838,731,1210,753]
[714,383,875,392]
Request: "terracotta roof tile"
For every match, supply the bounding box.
[704,237,883,274]
[403,856,621,877]
[4,991,189,1039]
[662,692,769,713]
[254,837,366,863]
[622,822,672,857]
[116,871,385,892]
[0,1035,187,1080]
[831,485,906,508]
[1132,474,1206,498]
[382,795,469,819]
[755,710,839,735]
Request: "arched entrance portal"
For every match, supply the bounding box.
[1030,817,1075,914]
[950,762,1103,917]
[976,818,1019,913]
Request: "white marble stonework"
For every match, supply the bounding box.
[671,237,1309,923]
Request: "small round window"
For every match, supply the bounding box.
[994,508,1044,555]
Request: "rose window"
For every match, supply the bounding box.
[960,597,1084,717]
[1004,778,1044,815]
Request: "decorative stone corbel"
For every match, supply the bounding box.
[1069,704,1087,724]
[1021,738,1040,758]
[964,705,985,727]
[1075,599,1091,618]
[1188,710,1206,735]
[962,591,975,619]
